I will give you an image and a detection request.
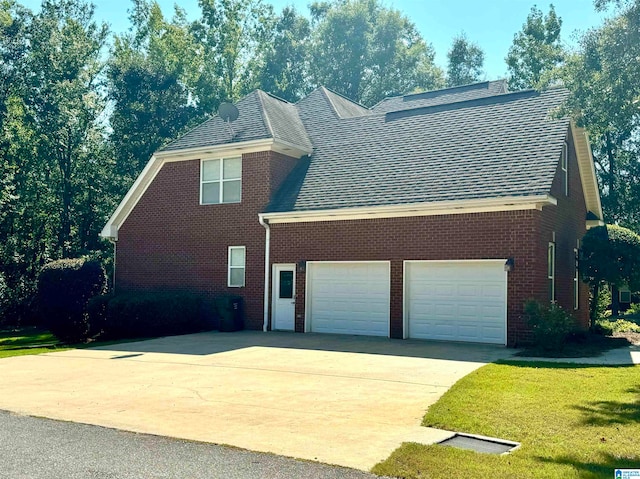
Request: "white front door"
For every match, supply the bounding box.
[272,264,296,331]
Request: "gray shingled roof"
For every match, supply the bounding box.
[161,90,311,152]
[320,87,370,118]
[371,80,509,114]
[266,86,569,212]
[157,80,569,215]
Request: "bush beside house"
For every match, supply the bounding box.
[87,292,214,340]
[36,258,107,343]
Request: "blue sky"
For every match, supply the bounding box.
[22,0,612,79]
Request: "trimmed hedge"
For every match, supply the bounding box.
[87,292,213,340]
[37,258,106,343]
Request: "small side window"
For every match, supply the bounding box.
[548,241,556,303]
[561,142,568,196]
[573,247,579,310]
[228,246,246,287]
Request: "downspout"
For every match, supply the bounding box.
[108,238,117,292]
[259,215,270,332]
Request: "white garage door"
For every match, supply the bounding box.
[406,261,507,344]
[307,262,390,336]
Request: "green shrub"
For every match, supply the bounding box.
[626,302,640,316]
[85,293,113,337]
[595,286,612,321]
[524,300,579,351]
[36,258,106,343]
[99,292,211,340]
[595,318,640,335]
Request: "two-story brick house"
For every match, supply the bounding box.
[101,80,603,346]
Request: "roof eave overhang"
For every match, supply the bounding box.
[586,219,605,229]
[570,121,604,223]
[260,194,558,224]
[100,138,312,240]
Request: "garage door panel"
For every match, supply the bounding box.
[407,261,506,345]
[309,262,390,337]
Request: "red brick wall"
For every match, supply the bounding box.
[115,150,299,330]
[540,128,590,328]
[270,210,544,346]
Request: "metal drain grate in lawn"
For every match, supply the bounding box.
[438,434,519,454]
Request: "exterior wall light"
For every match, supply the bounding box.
[297,260,307,273]
[504,258,515,272]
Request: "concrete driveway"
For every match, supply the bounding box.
[0,331,513,471]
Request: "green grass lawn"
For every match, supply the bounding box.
[372,361,640,479]
[0,326,69,358]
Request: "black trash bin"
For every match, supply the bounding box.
[216,296,244,332]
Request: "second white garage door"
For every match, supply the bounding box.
[405,261,507,344]
[307,262,390,336]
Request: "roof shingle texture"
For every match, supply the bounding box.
[157,80,568,214]
[371,80,509,114]
[161,91,311,152]
[267,87,569,212]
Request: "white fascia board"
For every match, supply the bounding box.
[101,138,312,240]
[100,155,162,240]
[154,138,312,161]
[571,122,603,221]
[260,195,557,224]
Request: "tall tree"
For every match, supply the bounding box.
[309,0,444,106]
[559,0,640,232]
[254,6,310,102]
[446,33,484,87]
[0,0,111,322]
[506,5,564,90]
[192,0,274,104]
[19,0,109,258]
[108,0,200,182]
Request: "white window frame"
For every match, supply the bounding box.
[573,247,579,310]
[228,246,246,288]
[561,141,568,196]
[548,241,556,303]
[200,157,242,205]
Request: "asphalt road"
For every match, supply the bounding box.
[0,410,387,479]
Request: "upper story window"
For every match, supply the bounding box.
[201,157,242,205]
[561,141,568,196]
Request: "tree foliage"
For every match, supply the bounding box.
[446,33,484,87]
[506,5,565,90]
[581,224,640,323]
[559,0,640,232]
[309,0,444,106]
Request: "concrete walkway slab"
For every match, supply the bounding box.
[0,331,513,471]
[513,344,640,365]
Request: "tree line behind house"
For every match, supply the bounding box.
[0,0,639,325]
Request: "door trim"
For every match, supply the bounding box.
[403,259,508,344]
[272,263,296,331]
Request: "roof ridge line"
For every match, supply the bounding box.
[385,88,549,120]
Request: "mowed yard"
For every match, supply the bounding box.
[373,361,640,479]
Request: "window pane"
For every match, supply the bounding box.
[202,182,220,204]
[223,180,241,203]
[230,267,245,287]
[202,159,220,181]
[223,157,241,179]
[279,270,293,299]
[547,244,554,277]
[230,247,245,267]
